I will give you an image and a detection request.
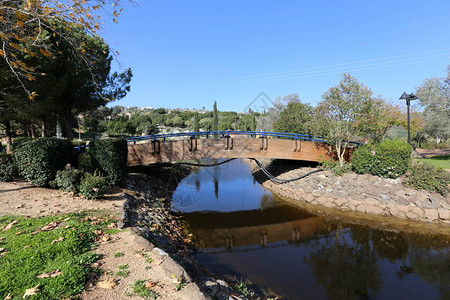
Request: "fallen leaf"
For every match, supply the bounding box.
[3,220,18,231]
[107,223,117,229]
[134,253,144,258]
[32,221,60,234]
[4,293,11,300]
[97,278,116,289]
[145,281,157,289]
[92,230,103,236]
[23,245,32,250]
[101,235,111,242]
[0,248,5,252]
[51,237,64,244]
[23,284,39,297]
[15,231,23,235]
[37,269,62,278]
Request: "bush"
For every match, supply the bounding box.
[11,136,33,151]
[55,169,83,193]
[79,172,107,200]
[0,154,15,181]
[89,139,128,185]
[371,140,412,179]
[351,144,375,174]
[78,152,94,173]
[405,162,450,196]
[13,138,74,186]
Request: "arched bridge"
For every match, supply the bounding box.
[125,131,359,166]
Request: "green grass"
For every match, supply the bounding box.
[415,155,450,170]
[130,280,158,299]
[0,213,117,299]
[114,252,124,258]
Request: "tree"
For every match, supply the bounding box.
[212,101,218,132]
[314,73,378,166]
[273,94,313,134]
[416,66,450,143]
[105,116,135,136]
[193,112,200,132]
[0,0,130,99]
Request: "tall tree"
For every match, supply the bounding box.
[212,101,218,132]
[416,66,450,143]
[314,73,378,166]
[273,94,313,134]
[193,112,200,132]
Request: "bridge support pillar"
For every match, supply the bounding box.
[225,137,233,150]
[151,140,160,155]
[293,140,301,152]
[189,138,197,152]
[260,137,268,150]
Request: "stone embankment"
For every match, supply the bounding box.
[256,166,450,225]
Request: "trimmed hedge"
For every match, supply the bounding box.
[0,154,15,181]
[351,144,376,174]
[89,139,128,185]
[13,138,74,186]
[55,169,83,193]
[405,162,450,196]
[11,136,32,151]
[79,172,106,200]
[371,140,412,179]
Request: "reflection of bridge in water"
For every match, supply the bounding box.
[126,131,356,165]
[182,207,334,253]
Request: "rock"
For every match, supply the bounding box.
[366,205,384,215]
[390,206,403,218]
[316,196,328,205]
[132,235,154,251]
[356,205,366,213]
[411,207,424,218]
[304,194,315,203]
[440,202,450,210]
[342,173,357,180]
[405,211,418,219]
[323,201,335,208]
[397,205,410,213]
[380,194,391,201]
[334,198,347,207]
[178,283,208,300]
[397,198,410,205]
[423,209,439,221]
[438,209,450,220]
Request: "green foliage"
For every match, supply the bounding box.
[11,137,32,151]
[274,96,314,134]
[130,280,158,299]
[212,101,218,132]
[105,116,136,136]
[232,279,256,298]
[332,163,352,176]
[371,140,412,178]
[79,172,106,200]
[0,213,116,300]
[405,162,450,196]
[89,139,128,185]
[13,138,74,186]
[351,144,376,174]
[55,169,83,193]
[78,152,94,173]
[0,154,15,182]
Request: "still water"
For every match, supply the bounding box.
[172,159,450,299]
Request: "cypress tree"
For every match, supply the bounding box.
[212,101,218,132]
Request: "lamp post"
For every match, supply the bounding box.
[399,92,418,145]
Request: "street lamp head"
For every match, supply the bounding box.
[409,93,419,100]
[399,92,409,100]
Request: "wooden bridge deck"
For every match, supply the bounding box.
[128,137,333,166]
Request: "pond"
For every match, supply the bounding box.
[172,159,450,299]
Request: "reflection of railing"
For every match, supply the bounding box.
[125,130,360,146]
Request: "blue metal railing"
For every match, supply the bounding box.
[124,131,360,147]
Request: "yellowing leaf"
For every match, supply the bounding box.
[51,237,64,244]
[3,220,18,231]
[23,284,39,298]
[26,73,36,81]
[98,278,116,289]
[37,270,62,279]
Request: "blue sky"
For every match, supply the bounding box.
[102,0,450,112]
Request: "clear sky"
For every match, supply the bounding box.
[101,0,450,112]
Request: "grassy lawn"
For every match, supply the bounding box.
[415,155,450,170]
[0,212,118,299]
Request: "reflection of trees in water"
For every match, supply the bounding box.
[408,248,450,300]
[214,178,219,199]
[305,227,382,300]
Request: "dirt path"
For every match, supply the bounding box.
[0,180,125,218]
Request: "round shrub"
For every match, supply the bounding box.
[55,169,83,193]
[89,139,128,185]
[13,138,74,186]
[351,144,375,174]
[79,172,106,200]
[405,162,450,196]
[11,136,32,151]
[371,140,412,179]
[0,154,15,181]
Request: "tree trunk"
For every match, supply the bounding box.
[64,111,73,140]
[5,121,12,154]
[41,121,46,137]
